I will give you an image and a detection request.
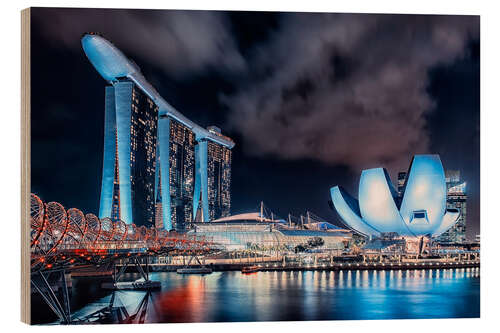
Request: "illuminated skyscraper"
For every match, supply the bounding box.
[207,139,232,220]
[193,127,232,222]
[167,118,195,232]
[82,33,234,231]
[437,171,467,243]
[99,79,158,228]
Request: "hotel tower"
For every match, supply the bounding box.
[82,33,234,230]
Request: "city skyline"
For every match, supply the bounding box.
[30,9,480,239]
[24,8,481,326]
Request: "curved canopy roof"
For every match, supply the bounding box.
[211,212,278,223]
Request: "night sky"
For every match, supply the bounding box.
[30,8,480,239]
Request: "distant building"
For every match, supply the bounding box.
[437,171,467,244]
[98,79,158,228]
[445,170,461,184]
[397,171,407,197]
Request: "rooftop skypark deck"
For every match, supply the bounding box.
[81,33,235,149]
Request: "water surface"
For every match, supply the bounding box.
[50,268,481,323]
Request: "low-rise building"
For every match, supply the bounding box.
[188,212,352,251]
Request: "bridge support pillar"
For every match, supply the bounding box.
[105,256,159,291]
[31,270,72,324]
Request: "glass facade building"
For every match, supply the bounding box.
[437,171,467,243]
[193,130,232,223]
[83,33,235,232]
[167,118,195,232]
[190,221,351,251]
[99,79,158,228]
[207,141,232,221]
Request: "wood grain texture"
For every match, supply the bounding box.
[21,7,31,325]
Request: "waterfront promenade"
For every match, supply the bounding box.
[114,255,480,273]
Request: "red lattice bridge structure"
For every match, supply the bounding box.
[30,193,222,324]
[30,193,220,271]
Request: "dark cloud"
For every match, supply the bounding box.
[34,10,479,175]
[33,8,246,76]
[221,14,479,174]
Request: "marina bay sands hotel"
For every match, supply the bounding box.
[81,33,234,232]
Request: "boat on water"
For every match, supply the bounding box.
[241,265,260,273]
[176,267,213,274]
[101,278,161,290]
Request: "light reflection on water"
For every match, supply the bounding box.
[67,268,479,323]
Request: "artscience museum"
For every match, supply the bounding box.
[330,155,460,239]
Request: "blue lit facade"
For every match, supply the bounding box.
[193,135,232,223]
[330,186,381,237]
[193,140,209,222]
[206,140,232,221]
[83,33,234,231]
[399,155,447,235]
[167,118,195,232]
[330,155,460,238]
[98,86,117,221]
[156,116,171,230]
[359,168,413,236]
[98,79,158,227]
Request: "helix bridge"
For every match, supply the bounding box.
[29,193,220,324]
[30,193,220,271]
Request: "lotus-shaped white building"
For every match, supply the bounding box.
[330,155,460,238]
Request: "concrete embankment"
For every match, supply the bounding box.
[132,260,480,272]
